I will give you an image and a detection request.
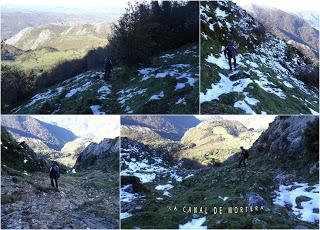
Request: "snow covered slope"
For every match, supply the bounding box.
[11,44,199,114]
[200,1,319,115]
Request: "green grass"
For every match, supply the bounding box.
[11,43,199,114]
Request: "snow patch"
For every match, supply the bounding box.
[179,217,207,229]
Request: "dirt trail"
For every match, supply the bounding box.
[1,170,119,229]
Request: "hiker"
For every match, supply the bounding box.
[49,161,60,189]
[223,40,237,71]
[238,146,249,168]
[104,57,113,81]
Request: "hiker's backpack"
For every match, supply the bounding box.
[244,150,249,159]
[50,165,60,178]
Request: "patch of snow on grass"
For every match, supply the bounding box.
[309,108,319,115]
[90,105,105,115]
[120,212,132,220]
[215,8,228,18]
[200,73,252,103]
[175,83,186,90]
[218,196,229,201]
[176,98,186,105]
[206,53,230,70]
[65,82,92,98]
[283,81,294,88]
[273,183,319,224]
[149,91,164,101]
[155,184,174,191]
[234,100,256,114]
[160,54,175,59]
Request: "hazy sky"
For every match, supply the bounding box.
[234,0,320,12]
[32,115,120,140]
[1,0,128,8]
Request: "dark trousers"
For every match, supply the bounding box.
[238,157,246,168]
[50,177,58,188]
[228,56,237,70]
[104,69,110,81]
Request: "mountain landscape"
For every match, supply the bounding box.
[243,4,319,63]
[1,1,199,114]
[121,115,319,229]
[1,116,120,229]
[200,1,319,115]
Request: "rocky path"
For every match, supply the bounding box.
[1,170,119,229]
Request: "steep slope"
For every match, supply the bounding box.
[1,115,77,151]
[200,1,319,114]
[75,138,120,171]
[121,116,319,229]
[10,44,199,114]
[121,137,198,227]
[121,115,201,141]
[1,127,48,172]
[5,23,111,51]
[244,4,319,62]
[179,120,263,165]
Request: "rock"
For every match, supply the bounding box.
[284,203,293,211]
[121,176,148,193]
[295,195,312,209]
[247,193,266,207]
[305,186,316,192]
[288,185,303,191]
[229,71,251,81]
[312,208,319,213]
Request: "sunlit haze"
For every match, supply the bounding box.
[234,0,320,12]
[32,115,120,141]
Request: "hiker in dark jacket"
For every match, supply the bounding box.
[49,161,60,188]
[223,40,237,71]
[238,146,249,168]
[104,57,113,81]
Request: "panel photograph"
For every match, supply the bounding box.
[1,115,120,229]
[120,115,319,229]
[1,0,199,115]
[200,0,319,114]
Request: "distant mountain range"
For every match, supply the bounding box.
[295,10,320,31]
[243,4,319,62]
[1,115,77,151]
[121,116,201,141]
[1,10,116,40]
[4,23,111,51]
